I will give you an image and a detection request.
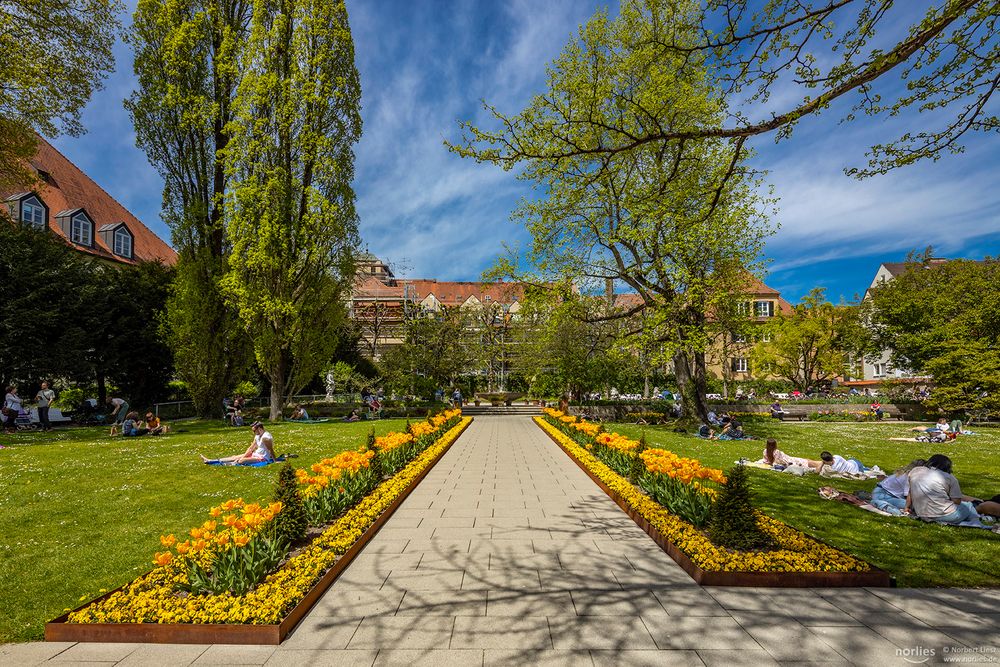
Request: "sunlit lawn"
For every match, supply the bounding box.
[0,418,408,643]
[611,420,1000,589]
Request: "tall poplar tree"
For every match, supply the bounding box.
[128,0,253,417]
[222,0,362,420]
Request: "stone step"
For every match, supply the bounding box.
[460,405,543,416]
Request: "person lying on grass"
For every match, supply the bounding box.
[817,451,871,475]
[912,418,952,433]
[761,439,818,469]
[200,421,274,465]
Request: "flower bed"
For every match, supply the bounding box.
[535,412,890,587]
[46,413,472,644]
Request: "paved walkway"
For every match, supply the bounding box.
[4,416,999,666]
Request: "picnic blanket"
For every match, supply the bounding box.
[741,460,885,480]
[204,454,293,467]
[288,418,330,424]
[818,486,894,516]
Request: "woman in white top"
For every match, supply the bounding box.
[872,459,925,516]
[906,454,986,527]
[4,385,22,431]
[201,422,275,465]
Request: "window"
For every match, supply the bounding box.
[71,214,92,246]
[484,295,492,302]
[731,333,747,344]
[21,200,45,227]
[736,301,750,316]
[755,300,774,318]
[873,363,885,377]
[113,227,132,258]
[731,357,748,373]
[759,331,772,343]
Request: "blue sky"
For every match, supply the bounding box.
[53,0,1000,303]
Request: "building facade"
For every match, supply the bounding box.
[2,136,176,266]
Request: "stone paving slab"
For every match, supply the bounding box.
[7,416,1000,666]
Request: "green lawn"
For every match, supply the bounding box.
[0,418,409,643]
[611,420,1000,588]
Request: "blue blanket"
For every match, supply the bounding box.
[204,454,289,467]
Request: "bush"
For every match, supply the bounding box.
[272,463,308,545]
[708,465,775,551]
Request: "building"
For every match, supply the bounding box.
[2,136,176,266]
[852,260,945,385]
[349,255,526,360]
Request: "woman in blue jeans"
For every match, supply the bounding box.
[872,459,925,516]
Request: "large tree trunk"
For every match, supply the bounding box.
[269,354,287,421]
[673,347,709,423]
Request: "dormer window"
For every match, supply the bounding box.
[71,213,93,246]
[22,199,45,227]
[113,227,133,258]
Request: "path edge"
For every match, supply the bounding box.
[535,417,891,588]
[44,417,474,645]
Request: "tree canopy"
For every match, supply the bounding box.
[454,0,998,177]
[864,256,1000,412]
[453,0,773,419]
[0,0,120,190]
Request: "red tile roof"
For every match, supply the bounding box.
[1,135,176,265]
[403,280,526,305]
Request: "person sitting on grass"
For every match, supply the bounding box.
[343,409,361,422]
[716,419,750,440]
[111,411,147,437]
[817,451,870,474]
[872,459,925,516]
[289,404,310,421]
[143,412,169,435]
[201,421,274,465]
[762,439,818,469]
[906,454,994,530]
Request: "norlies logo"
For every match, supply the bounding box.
[897,647,936,664]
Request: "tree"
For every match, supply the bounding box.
[752,288,861,393]
[384,307,478,394]
[864,256,1000,413]
[94,261,176,409]
[0,223,96,386]
[222,0,362,420]
[453,0,772,421]
[0,0,120,191]
[128,0,253,417]
[454,1,998,177]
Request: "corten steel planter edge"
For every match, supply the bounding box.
[536,419,892,588]
[45,417,474,645]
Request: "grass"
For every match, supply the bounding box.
[610,420,1000,589]
[0,418,410,643]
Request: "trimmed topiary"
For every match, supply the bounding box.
[628,434,648,484]
[366,427,384,480]
[272,462,308,544]
[708,464,775,551]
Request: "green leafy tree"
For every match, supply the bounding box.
[865,256,1000,413]
[0,0,120,190]
[452,0,772,421]
[383,307,478,394]
[128,0,253,417]
[460,1,997,177]
[752,288,861,393]
[0,224,96,386]
[222,0,362,420]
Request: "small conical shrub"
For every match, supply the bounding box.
[272,462,308,543]
[366,427,384,480]
[708,464,775,551]
[628,435,648,484]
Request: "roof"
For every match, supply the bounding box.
[880,262,911,278]
[1,136,176,265]
[402,280,526,306]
